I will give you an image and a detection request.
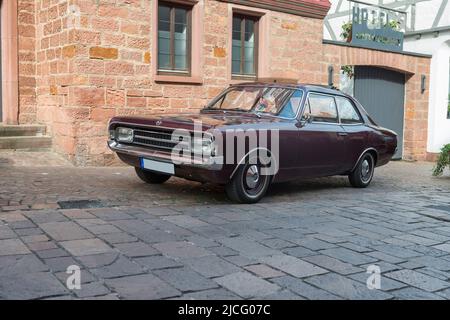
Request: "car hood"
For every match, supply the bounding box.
[109,111,288,131]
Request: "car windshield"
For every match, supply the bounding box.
[205,86,303,118]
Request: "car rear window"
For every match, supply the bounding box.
[335,96,363,124]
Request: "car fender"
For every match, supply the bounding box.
[229,147,278,179]
[351,147,378,172]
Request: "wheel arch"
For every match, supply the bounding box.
[351,148,378,172]
[229,147,278,179]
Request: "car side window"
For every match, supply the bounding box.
[335,96,363,124]
[306,93,338,123]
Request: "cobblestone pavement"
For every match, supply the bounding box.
[0,151,450,300]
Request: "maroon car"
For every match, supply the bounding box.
[108,82,397,203]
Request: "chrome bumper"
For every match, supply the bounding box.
[108,140,223,170]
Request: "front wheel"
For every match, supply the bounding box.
[135,167,171,184]
[225,162,272,204]
[348,153,375,188]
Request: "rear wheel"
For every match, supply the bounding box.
[225,161,272,204]
[348,153,375,188]
[135,167,171,184]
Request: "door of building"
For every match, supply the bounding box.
[354,66,405,159]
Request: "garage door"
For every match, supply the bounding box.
[354,66,405,159]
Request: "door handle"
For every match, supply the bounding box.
[337,132,348,136]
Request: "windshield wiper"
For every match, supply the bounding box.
[201,108,250,114]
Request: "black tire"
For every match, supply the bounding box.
[225,161,272,204]
[135,167,171,184]
[348,152,375,188]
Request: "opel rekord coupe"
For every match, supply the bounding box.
[108,82,397,203]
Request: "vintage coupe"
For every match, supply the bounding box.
[108,82,397,203]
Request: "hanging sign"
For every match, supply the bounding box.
[351,5,404,52]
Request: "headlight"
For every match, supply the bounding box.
[116,127,134,143]
[109,129,115,140]
[192,137,215,156]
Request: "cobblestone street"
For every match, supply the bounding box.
[1,151,450,299]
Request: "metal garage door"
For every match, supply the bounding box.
[354,66,405,159]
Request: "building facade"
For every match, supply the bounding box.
[1,0,432,165]
[402,1,450,157]
[325,0,450,159]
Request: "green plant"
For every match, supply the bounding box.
[341,65,354,78]
[432,143,450,176]
[340,21,353,41]
[385,20,400,31]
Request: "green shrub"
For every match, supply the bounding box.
[385,20,400,30]
[432,143,450,176]
[340,22,352,41]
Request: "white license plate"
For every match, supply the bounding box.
[140,158,175,175]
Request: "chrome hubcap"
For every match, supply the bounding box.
[361,159,371,181]
[245,165,260,189]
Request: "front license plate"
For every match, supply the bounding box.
[140,158,175,175]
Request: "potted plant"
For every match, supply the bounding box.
[341,65,354,78]
[432,143,450,176]
[341,21,353,42]
[385,20,400,30]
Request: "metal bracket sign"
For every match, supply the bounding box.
[351,4,404,52]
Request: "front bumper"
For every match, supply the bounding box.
[108,140,224,170]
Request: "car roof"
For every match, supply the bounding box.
[230,81,345,96]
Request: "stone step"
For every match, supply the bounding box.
[0,136,52,150]
[0,125,47,137]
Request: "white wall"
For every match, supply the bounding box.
[404,31,450,153]
[411,0,450,30]
[404,30,450,54]
[422,40,450,153]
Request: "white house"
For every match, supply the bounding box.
[324,0,450,155]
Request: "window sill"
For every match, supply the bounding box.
[155,74,203,84]
[230,77,257,85]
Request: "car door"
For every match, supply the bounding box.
[296,92,348,177]
[267,88,304,182]
[335,95,368,172]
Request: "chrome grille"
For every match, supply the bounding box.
[131,128,177,151]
